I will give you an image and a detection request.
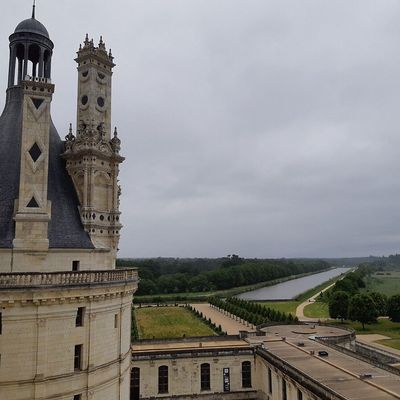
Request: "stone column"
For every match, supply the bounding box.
[23,44,28,79]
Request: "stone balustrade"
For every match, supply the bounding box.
[0,269,138,289]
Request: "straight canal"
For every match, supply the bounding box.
[236,267,350,301]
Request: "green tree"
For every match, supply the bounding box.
[348,294,378,329]
[368,292,387,316]
[387,295,400,322]
[329,291,350,322]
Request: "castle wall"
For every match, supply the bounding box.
[0,248,117,272]
[0,270,137,400]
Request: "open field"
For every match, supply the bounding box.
[363,271,400,297]
[134,306,216,339]
[329,319,400,350]
[303,301,329,318]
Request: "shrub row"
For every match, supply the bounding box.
[209,297,298,326]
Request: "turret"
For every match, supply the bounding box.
[62,35,124,254]
[11,8,55,251]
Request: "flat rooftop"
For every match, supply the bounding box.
[260,323,353,340]
[249,325,400,400]
[132,338,250,353]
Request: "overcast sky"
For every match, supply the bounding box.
[1,1,400,258]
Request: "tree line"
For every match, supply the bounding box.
[327,264,400,328]
[117,256,330,296]
[209,296,298,326]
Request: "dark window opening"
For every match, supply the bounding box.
[131,367,140,400]
[74,344,82,370]
[297,389,303,400]
[81,95,88,105]
[242,361,252,388]
[76,307,85,327]
[73,395,81,400]
[0,312,2,335]
[282,378,287,400]
[268,368,272,394]
[114,314,119,328]
[200,363,211,391]
[72,261,80,271]
[158,365,168,394]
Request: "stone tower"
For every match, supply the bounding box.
[63,35,123,256]
[0,8,137,400]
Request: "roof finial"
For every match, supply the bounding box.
[32,0,36,19]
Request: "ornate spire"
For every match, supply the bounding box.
[32,0,36,19]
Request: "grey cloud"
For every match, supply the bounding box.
[1,1,400,258]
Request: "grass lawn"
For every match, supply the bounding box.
[257,301,299,316]
[377,338,400,351]
[303,301,329,319]
[135,306,216,339]
[363,271,400,297]
[329,318,400,350]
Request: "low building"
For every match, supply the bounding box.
[131,324,400,400]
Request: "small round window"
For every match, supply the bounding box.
[82,71,89,77]
[97,97,105,107]
[81,95,88,105]
[98,72,105,80]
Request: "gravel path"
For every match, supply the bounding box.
[295,281,337,321]
[191,303,256,335]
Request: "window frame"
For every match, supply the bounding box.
[76,307,85,327]
[74,344,83,371]
[131,367,140,400]
[158,365,168,394]
[200,363,211,391]
[241,361,252,388]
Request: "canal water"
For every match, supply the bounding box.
[236,267,350,301]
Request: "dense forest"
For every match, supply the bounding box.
[117,256,330,296]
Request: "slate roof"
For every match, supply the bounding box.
[0,87,94,249]
[14,17,50,39]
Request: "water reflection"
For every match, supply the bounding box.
[237,268,350,301]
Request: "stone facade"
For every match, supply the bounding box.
[0,10,138,400]
[0,270,138,400]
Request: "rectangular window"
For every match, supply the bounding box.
[76,307,85,327]
[158,365,168,393]
[223,368,230,392]
[242,361,252,388]
[74,344,82,370]
[297,389,303,400]
[73,395,81,400]
[200,363,211,391]
[282,378,287,400]
[0,312,2,335]
[131,367,140,400]
[72,261,80,271]
[268,368,272,394]
[114,313,119,329]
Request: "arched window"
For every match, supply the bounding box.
[158,365,168,394]
[242,361,252,388]
[130,367,140,400]
[200,363,211,391]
